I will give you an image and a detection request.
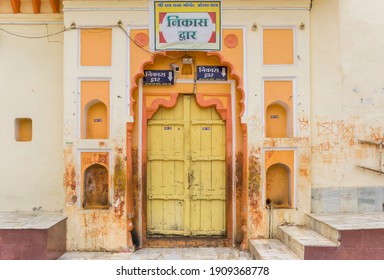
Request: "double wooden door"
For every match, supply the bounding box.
[146,95,226,236]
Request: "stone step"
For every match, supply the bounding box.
[305,213,340,244]
[0,211,66,260]
[249,239,300,260]
[277,225,338,259]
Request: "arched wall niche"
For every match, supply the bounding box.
[83,163,109,209]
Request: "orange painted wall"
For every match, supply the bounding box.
[80,29,112,66]
[80,80,110,139]
[263,29,294,65]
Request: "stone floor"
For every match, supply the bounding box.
[58,247,252,260]
[308,212,384,230]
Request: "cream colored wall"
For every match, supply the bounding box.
[0,17,64,211]
[311,0,384,212]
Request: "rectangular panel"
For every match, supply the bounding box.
[263,29,294,65]
[80,29,112,66]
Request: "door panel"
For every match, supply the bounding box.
[147,95,226,236]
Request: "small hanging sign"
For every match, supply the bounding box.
[196,66,227,81]
[143,70,174,85]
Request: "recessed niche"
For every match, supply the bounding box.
[85,100,108,139]
[264,80,293,138]
[15,118,32,142]
[83,164,109,209]
[80,80,110,139]
[266,103,288,138]
[265,150,295,208]
[266,163,291,208]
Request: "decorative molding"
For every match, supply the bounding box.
[134,32,149,48]
[145,93,179,120]
[224,33,238,49]
[195,93,228,120]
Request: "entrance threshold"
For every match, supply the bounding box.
[145,237,232,248]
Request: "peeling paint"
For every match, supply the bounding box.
[64,164,76,191]
[113,155,126,219]
[235,152,243,243]
[248,147,263,237]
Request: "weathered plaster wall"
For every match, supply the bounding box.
[231,8,311,238]
[310,0,384,212]
[63,0,312,247]
[0,17,64,211]
[63,2,138,250]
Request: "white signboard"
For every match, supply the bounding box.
[150,1,221,51]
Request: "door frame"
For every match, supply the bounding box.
[138,79,237,247]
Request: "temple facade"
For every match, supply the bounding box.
[1,0,384,258]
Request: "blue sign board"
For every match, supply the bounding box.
[144,70,174,85]
[196,66,228,81]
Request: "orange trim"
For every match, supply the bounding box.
[10,0,21,14]
[145,93,179,119]
[49,0,60,13]
[130,53,245,118]
[195,93,227,120]
[32,0,41,14]
[206,52,246,116]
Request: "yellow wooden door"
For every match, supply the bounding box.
[147,95,226,236]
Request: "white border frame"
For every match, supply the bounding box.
[77,77,113,140]
[76,149,113,210]
[261,147,297,209]
[261,77,298,138]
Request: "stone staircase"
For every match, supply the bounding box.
[249,212,384,260]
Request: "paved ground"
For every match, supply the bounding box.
[58,247,252,260]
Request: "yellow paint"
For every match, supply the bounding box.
[81,80,110,139]
[14,118,32,142]
[263,29,294,65]
[147,95,226,236]
[80,29,112,66]
[264,80,293,137]
[265,150,294,208]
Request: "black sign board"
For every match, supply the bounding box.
[196,66,228,81]
[144,70,174,85]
